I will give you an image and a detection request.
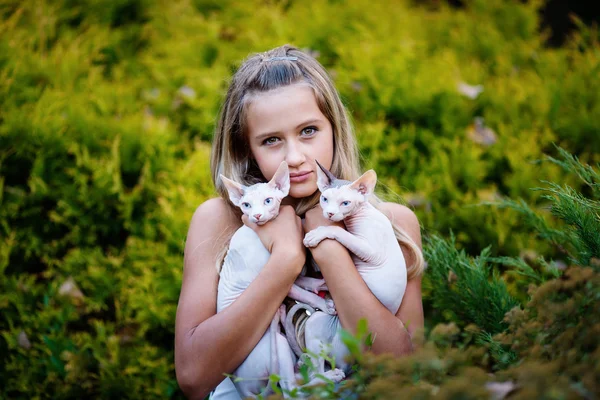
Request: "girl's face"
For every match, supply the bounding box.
[246,84,334,202]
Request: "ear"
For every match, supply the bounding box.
[220,175,246,206]
[315,160,336,192]
[268,161,290,196]
[350,170,377,196]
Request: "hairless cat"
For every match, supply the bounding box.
[218,161,343,398]
[286,161,408,379]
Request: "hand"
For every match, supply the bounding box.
[243,205,305,269]
[304,226,340,248]
[304,205,348,265]
[303,204,345,233]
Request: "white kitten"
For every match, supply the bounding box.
[217,161,342,398]
[297,160,408,377]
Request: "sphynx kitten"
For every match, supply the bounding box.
[295,161,408,377]
[218,161,342,398]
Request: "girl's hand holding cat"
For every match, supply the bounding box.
[242,205,305,273]
[304,205,348,265]
[303,205,345,233]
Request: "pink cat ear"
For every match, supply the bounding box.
[220,175,246,206]
[315,160,336,192]
[268,161,290,196]
[350,170,377,196]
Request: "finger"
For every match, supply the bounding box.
[241,214,256,230]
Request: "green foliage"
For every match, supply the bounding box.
[490,145,600,269]
[420,144,599,350]
[497,265,600,397]
[0,0,599,398]
[424,235,520,334]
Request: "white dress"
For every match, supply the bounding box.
[210,377,242,400]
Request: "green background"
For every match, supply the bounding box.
[1,0,598,398]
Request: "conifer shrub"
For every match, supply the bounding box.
[1,0,599,398]
[497,265,600,398]
[424,233,523,334]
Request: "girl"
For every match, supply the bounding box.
[174,45,425,399]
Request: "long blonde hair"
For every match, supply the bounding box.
[210,44,424,279]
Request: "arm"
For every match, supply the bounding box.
[174,199,305,399]
[304,225,382,264]
[305,203,424,356]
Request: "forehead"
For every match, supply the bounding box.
[245,84,327,136]
[328,179,351,189]
[322,184,348,197]
[243,184,272,200]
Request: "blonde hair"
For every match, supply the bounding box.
[210,44,424,279]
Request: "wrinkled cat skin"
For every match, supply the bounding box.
[300,161,408,377]
[217,161,342,398]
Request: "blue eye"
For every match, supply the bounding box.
[242,202,251,208]
[264,198,273,205]
[341,201,351,206]
[322,196,328,203]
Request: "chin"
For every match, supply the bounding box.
[288,185,318,199]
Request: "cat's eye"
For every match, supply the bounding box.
[321,196,328,203]
[341,201,351,206]
[264,198,273,205]
[242,202,251,208]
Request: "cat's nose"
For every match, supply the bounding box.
[254,214,262,220]
[327,212,334,218]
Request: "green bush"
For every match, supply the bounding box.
[1,0,599,398]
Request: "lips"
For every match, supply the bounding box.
[290,171,311,177]
[289,171,312,183]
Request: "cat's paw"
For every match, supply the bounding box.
[278,304,287,322]
[300,278,327,294]
[322,368,345,383]
[322,298,336,315]
[303,227,331,248]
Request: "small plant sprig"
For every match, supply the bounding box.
[492,145,600,269]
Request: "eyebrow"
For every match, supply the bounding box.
[254,118,324,141]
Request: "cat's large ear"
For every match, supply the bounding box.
[220,175,246,206]
[268,161,290,196]
[315,160,336,192]
[350,170,377,196]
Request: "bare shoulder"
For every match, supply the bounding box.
[190,197,241,231]
[176,198,242,357]
[378,202,422,249]
[178,197,241,324]
[184,197,242,269]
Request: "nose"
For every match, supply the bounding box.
[254,214,262,220]
[285,141,306,168]
[327,212,334,218]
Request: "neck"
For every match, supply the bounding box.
[281,196,299,208]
